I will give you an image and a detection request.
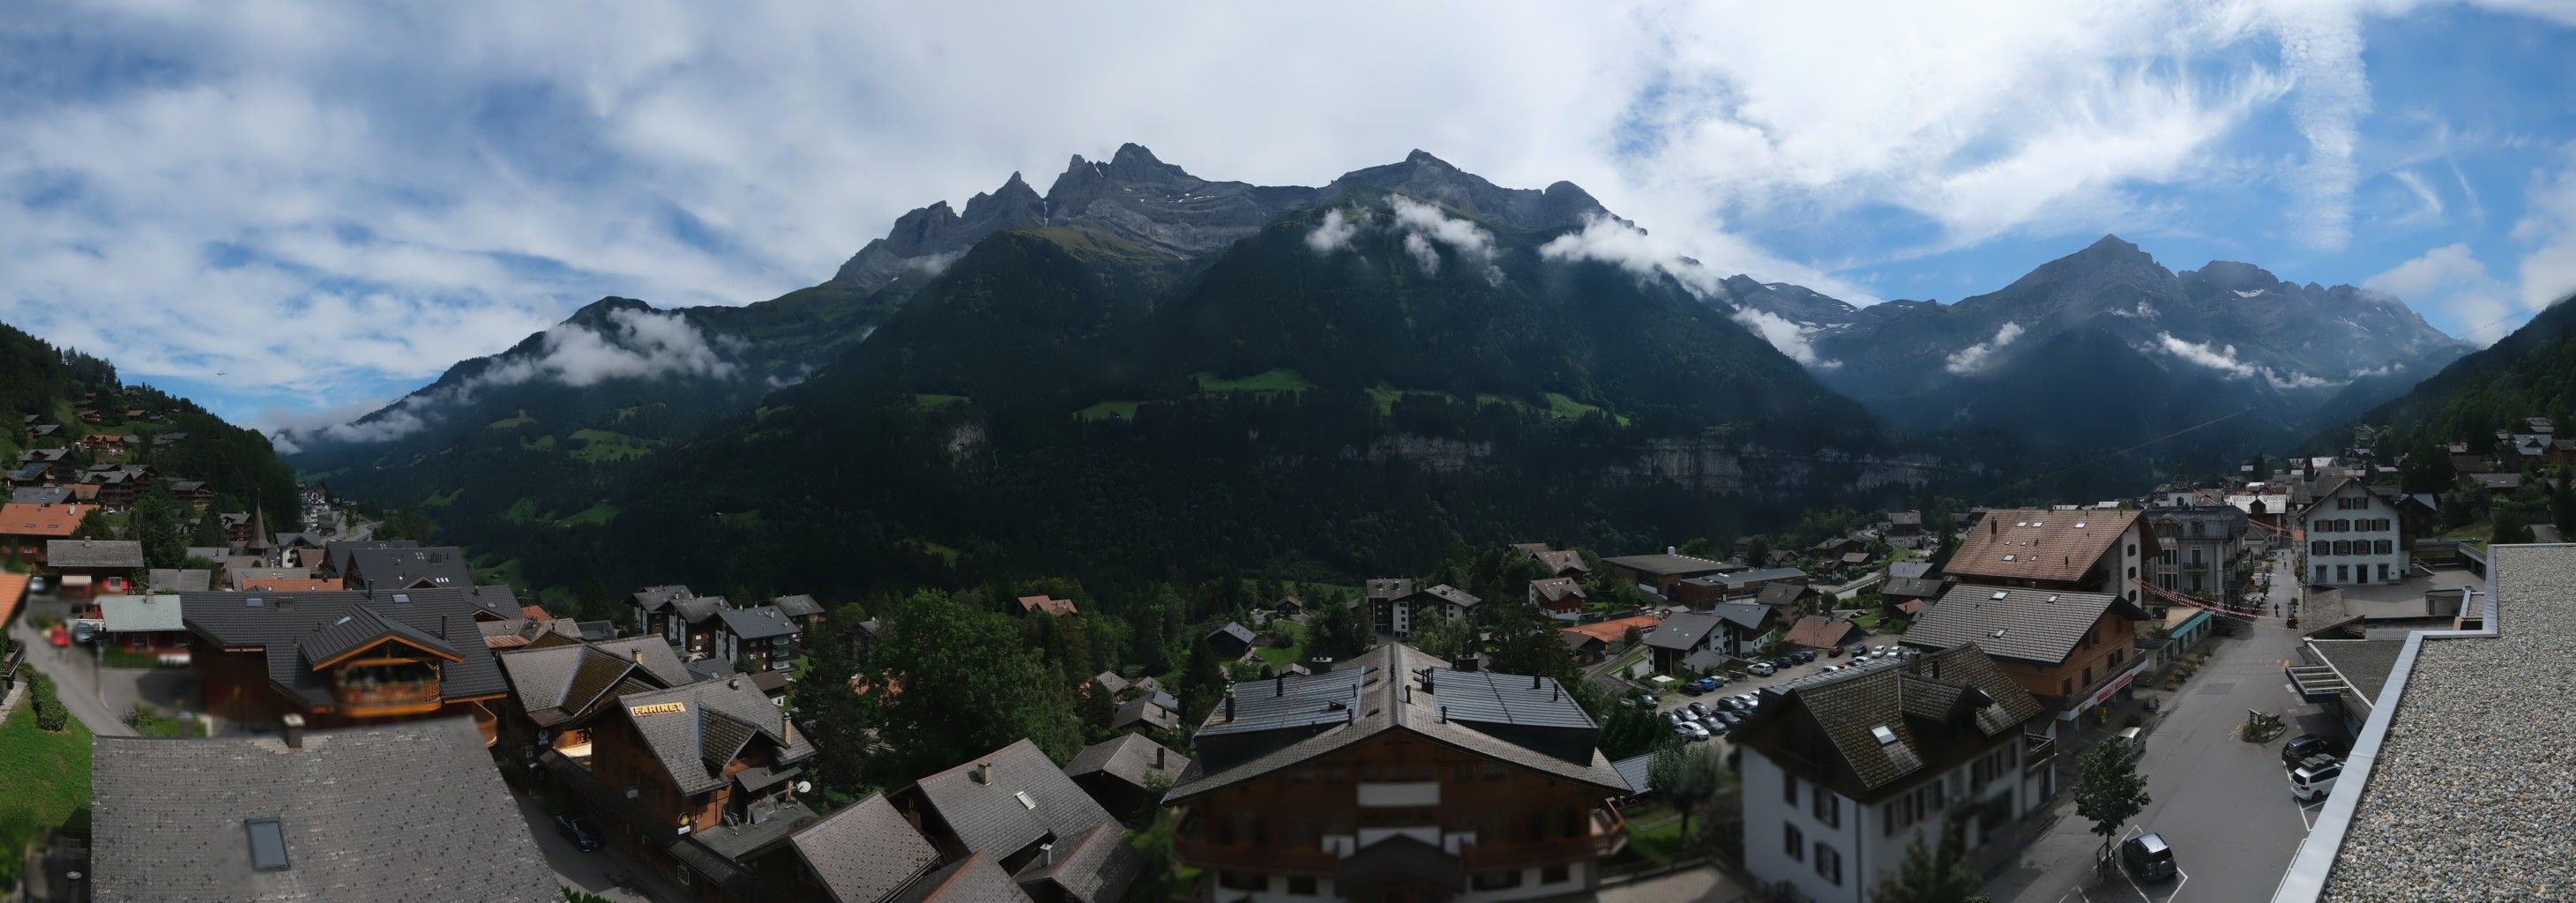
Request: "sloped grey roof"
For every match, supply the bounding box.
[48,539,143,569]
[89,717,555,903]
[1600,553,1732,577]
[498,637,696,726]
[294,607,459,666]
[717,604,800,640]
[1908,584,2145,665]
[1883,577,1949,599]
[1111,697,1179,732]
[1167,643,1630,803]
[1706,602,1773,632]
[888,852,1030,903]
[1734,643,2041,800]
[342,545,474,591]
[1208,622,1256,646]
[98,594,184,633]
[773,593,825,618]
[1089,671,1128,695]
[1422,584,1481,608]
[181,587,516,708]
[673,594,728,624]
[1887,561,1934,580]
[787,793,941,903]
[1363,578,1418,601]
[1644,612,1722,651]
[912,738,1114,862]
[632,585,694,613]
[1063,733,1189,790]
[322,539,416,576]
[1610,753,1655,795]
[614,678,815,795]
[148,568,213,592]
[1015,821,1141,903]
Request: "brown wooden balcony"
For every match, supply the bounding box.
[1175,838,1339,873]
[332,675,443,716]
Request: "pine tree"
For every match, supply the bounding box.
[1877,825,1992,903]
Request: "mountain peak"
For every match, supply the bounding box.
[1111,142,1162,168]
[1404,149,1453,168]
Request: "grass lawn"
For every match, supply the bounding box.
[422,487,463,508]
[1254,621,1310,668]
[519,434,556,452]
[1075,400,1142,422]
[127,704,205,738]
[911,393,972,410]
[568,429,659,464]
[487,409,536,429]
[556,503,619,527]
[900,538,962,566]
[1194,369,1315,394]
[502,497,544,525]
[0,705,93,887]
[1621,804,1688,864]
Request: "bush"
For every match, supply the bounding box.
[28,672,68,733]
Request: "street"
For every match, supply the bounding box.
[7,616,138,737]
[1986,552,2318,903]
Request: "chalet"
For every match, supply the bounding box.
[79,432,128,452]
[1064,732,1191,825]
[1092,670,1131,697]
[96,593,190,661]
[632,584,696,638]
[1901,585,2151,742]
[1422,584,1481,623]
[1527,576,1588,616]
[564,676,819,900]
[669,594,734,658]
[1754,580,1823,619]
[892,738,1144,901]
[1733,646,2052,903]
[1364,578,1478,637]
[752,794,946,903]
[1643,611,1727,674]
[1811,537,1863,559]
[82,466,155,508]
[1512,545,1592,578]
[1675,567,1808,608]
[165,480,215,509]
[2297,478,2405,587]
[1016,594,1079,617]
[219,511,255,545]
[2143,505,2248,600]
[1206,622,1257,660]
[182,585,523,736]
[1166,644,1631,900]
[48,538,143,599]
[715,604,802,671]
[2,502,93,566]
[90,717,558,903]
[1942,509,2155,607]
[1598,550,1734,598]
[1883,511,1925,538]
[1706,602,1781,657]
[1780,616,1864,653]
[851,616,889,665]
[10,486,72,505]
[491,636,696,764]
[1113,694,1181,733]
[1878,575,1948,618]
[772,593,826,632]
[339,544,474,592]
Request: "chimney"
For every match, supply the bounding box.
[728,676,741,690]
[1422,669,1435,694]
[1224,693,1236,721]
[1668,545,1677,556]
[1532,673,1542,690]
[280,713,306,750]
[970,763,990,785]
[1154,747,1167,769]
[1040,842,1056,866]
[780,712,792,747]
[1275,675,1286,698]
[1438,705,1448,723]
[631,648,645,665]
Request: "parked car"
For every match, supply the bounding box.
[69,621,94,645]
[1697,676,1724,691]
[1826,645,1844,657]
[1715,710,1743,727]
[46,624,68,647]
[1682,723,1711,742]
[26,575,47,593]
[554,814,603,853]
[1748,662,1775,676]
[2119,832,2178,882]
[1848,644,1869,657]
[1687,702,1710,718]
[2281,734,2347,766]
[1792,651,1817,664]
[1679,681,1706,696]
[2290,756,2343,802]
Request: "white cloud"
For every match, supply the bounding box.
[1945,323,2026,375]
[2152,332,2333,390]
[1540,216,1842,367]
[1388,197,1503,285]
[1730,307,1838,369]
[1305,208,1359,255]
[2513,160,2576,310]
[2348,362,2404,378]
[2392,168,2445,220]
[2367,243,2520,345]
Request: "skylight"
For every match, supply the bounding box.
[392,593,411,604]
[1871,725,1899,745]
[1990,629,2008,638]
[2001,555,2016,562]
[244,817,290,871]
[1990,591,2008,601]
[245,597,264,608]
[2073,522,2087,528]
[1013,790,1038,810]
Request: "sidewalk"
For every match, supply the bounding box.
[7,618,137,737]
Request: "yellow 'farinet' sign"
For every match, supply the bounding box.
[631,702,687,715]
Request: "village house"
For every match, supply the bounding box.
[490,636,697,765]
[1780,616,1865,653]
[2143,505,2249,600]
[1165,643,1632,900]
[1364,578,1480,638]
[1674,567,1808,608]
[1206,621,1258,660]
[715,604,802,670]
[1510,543,1593,579]
[1598,550,1735,599]
[1733,645,2053,903]
[1016,594,1079,617]
[2296,477,2408,586]
[891,737,1146,902]
[181,585,523,738]
[0,501,92,566]
[336,543,474,592]
[47,538,143,599]
[1113,693,1182,733]
[1064,733,1191,827]
[1643,611,1728,675]
[1555,615,1660,665]
[1526,576,1588,617]
[96,593,192,661]
[631,584,696,638]
[89,716,558,903]
[1941,509,2156,607]
[1901,585,2151,743]
[772,593,827,632]
[561,676,818,900]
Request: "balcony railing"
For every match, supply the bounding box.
[2024,733,2057,772]
[332,677,442,714]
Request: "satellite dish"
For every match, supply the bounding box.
[795,780,813,795]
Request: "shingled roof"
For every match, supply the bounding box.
[887,852,1030,903]
[47,538,142,569]
[718,604,801,640]
[0,502,92,537]
[773,593,825,618]
[1905,585,2147,666]
[498,637,697,728]
[909,738,1116,862]
[179,587,514,709]
[89,717,556,902]
[1168,643,1627,803]
[615,678,817,796]
[1730,644,2042,802]
[341,544,474,591]
[1944,508,2144,586]
[784,793,943,903]
[1063,733,1189,792]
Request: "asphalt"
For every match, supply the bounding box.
[8,616,138,736]
[1987,551,2322,903]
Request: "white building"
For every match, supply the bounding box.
[2297,478,2406,586]
[1735,647,2055,903]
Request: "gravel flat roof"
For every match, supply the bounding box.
[2318,544,2576,900]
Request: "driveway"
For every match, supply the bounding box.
[7,617,137,737]
[1987,552,2318,903]
[515,795,688,902]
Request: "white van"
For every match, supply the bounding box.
[2115,727,2143,752]
[2289,757,2342,802]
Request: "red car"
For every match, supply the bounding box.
[46,624,70,647]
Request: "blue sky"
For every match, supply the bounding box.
[4,1,2573,433]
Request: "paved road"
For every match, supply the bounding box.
[515,795,688,902]
[7,618,137,736]
[1597,863,1748,902]
[1986,552,2318,903]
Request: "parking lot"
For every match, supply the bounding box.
[1644,629,1911,742]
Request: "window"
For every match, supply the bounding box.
[2375,540,2393,555]
[2378,563,2392,582]
[2061,677,2072,695]
[2315,564,2327,583]
[1218,871,1266,892]
[2312,541,2329,556]
[1785,823,1805,861]
[1784,774,1798,806]
[2082,666,2092,686]
[244,817,290,872]
[1288,877,1319,895]
[1471,870,1525,891]
[1542,863,1570,884]
[1812,790,1841,828]
[1815,842,1843,885]
[2337,564,2349,582]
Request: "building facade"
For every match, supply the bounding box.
[2298,479,2406,586]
